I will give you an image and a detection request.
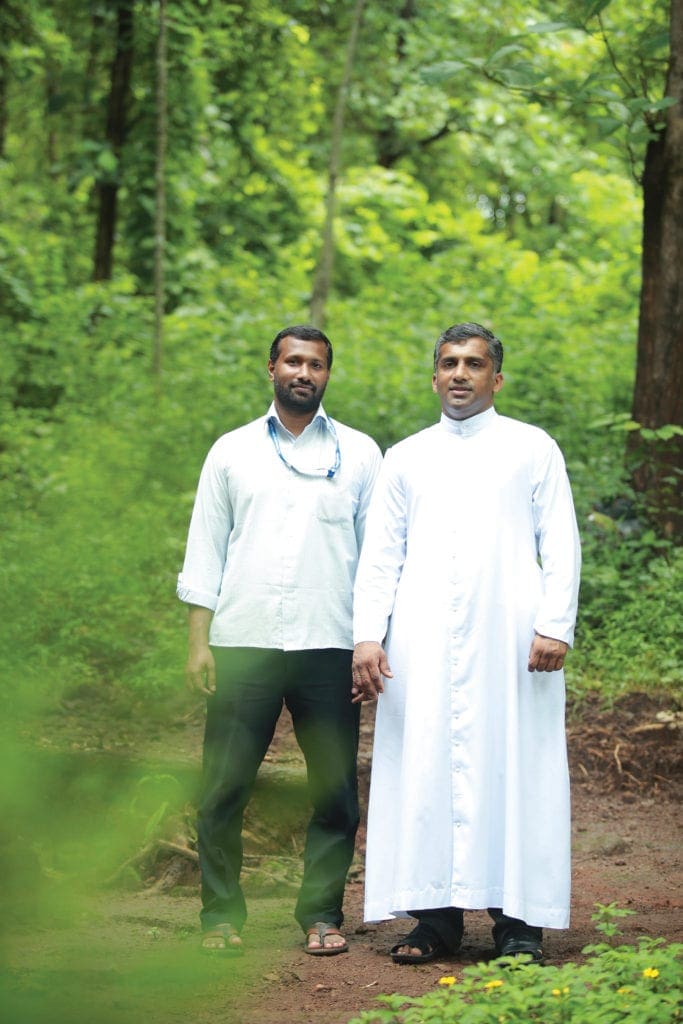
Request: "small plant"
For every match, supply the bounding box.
[591,901,636,942]
[347,908,682,1024]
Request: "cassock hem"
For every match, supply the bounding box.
[365,893,570,931]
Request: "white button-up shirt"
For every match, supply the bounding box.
[177,404,382,651]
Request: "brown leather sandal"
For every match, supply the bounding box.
[305,921,348,956]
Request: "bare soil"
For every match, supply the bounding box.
[3,691,681,1024]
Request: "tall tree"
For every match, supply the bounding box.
[0,0,35,159]
[420,0,682,537]
[309,0,366,327]
[153,0,167,384]
[630,0,683,538]
[93,0,134,282]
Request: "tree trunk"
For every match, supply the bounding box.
[309,0,366,328]
[0,0,32,160]
[376,0,416,168]
[93,0,134,282]
[152,0,167,385]
[630,0,683,539]
[0,47,7,160]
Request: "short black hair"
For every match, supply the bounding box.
[269,325,333,369]
[434,322,503,374]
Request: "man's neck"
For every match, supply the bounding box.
[273,401,320,437]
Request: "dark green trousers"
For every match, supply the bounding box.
[198,647,360,934]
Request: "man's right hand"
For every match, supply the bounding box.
[351,641,393,703]
[186,605,216,695]
[185,644,216,695]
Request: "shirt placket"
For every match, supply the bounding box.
[280,463,299,648]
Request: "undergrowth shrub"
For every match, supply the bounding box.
[348,907,682,1023]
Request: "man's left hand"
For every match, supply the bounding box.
[352,641,393,703]
[527,634,568,673]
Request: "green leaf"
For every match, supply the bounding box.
[624,96,675,115]
[144,801,170,840]
[96,149,118,174]
[526,21,576,33]
[421,59,470,84]
[587,413,632,430]
[640,31,670,56]
[650,424,683,440]
[592,116,625,136]
[500,63,547,88]
[581,0,614,20]
[646,96,678,113]
[487,43,525,66]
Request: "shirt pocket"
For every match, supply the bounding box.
[314,489,355,529]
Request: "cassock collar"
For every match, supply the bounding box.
[439,406,497,438]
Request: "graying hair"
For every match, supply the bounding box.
[433,322,503,374]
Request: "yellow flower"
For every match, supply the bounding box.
[643,967,660,979]
[484,979,504,989]
[552,987,570,997]
[438,976,456,986]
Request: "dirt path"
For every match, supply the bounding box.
[3,692,681,1024]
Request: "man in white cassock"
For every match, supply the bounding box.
[351,322,581,965]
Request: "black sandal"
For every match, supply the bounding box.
[390,922,449,964]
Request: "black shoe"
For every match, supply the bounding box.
[492,916,543,964]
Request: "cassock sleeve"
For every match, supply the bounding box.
[532,439,581,646]
[353,447,407,644]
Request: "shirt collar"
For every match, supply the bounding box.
[266,402,331,439]
[439,405,497,438]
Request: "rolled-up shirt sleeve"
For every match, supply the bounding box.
[176,443,232,610]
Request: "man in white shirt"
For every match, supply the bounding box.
[178,325,382,957]
[351,322,581,965]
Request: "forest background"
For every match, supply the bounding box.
[2,0,680,711]
[0,0,681,1002]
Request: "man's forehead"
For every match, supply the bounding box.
[276,337,328,358]
[437,337,490,359]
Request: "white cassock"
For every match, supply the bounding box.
[353,407,581,930]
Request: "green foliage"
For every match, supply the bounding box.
[573,538,682,695]
[347,921,682,1024]
[0,0,679,715]
[591,901,636,941]
[420,0,671,174]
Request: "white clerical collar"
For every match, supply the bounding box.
[439,405,497,438]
